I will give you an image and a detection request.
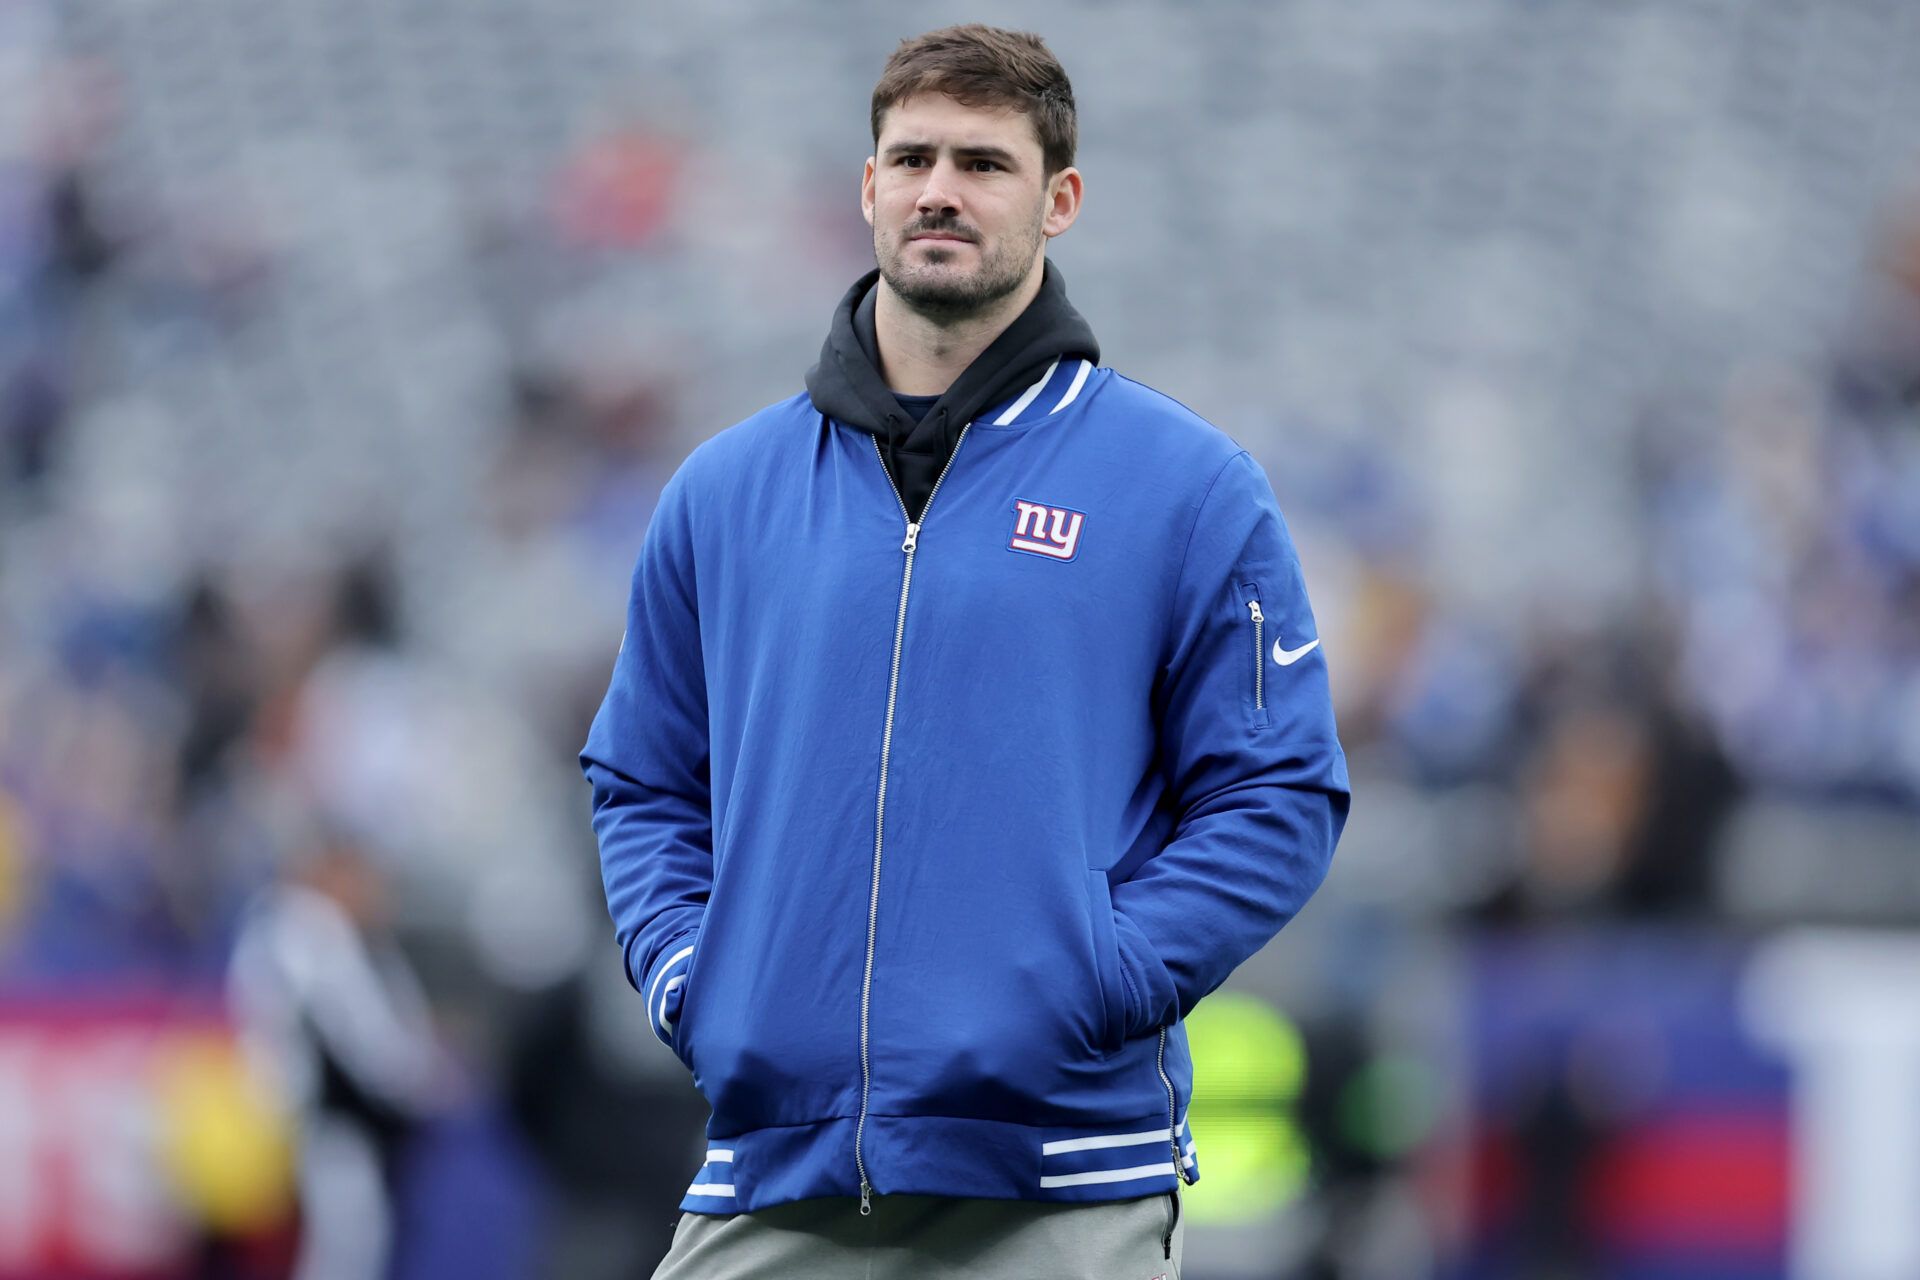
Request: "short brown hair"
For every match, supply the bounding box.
[870,25,1077,176]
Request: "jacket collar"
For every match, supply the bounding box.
[803,260,1101,453]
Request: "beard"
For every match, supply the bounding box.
[876,208,1045,322]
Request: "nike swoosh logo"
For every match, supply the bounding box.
[1272,637,1320,666]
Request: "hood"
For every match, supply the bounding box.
[803,260,1101,459]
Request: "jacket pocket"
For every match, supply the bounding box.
[645,934,701,1072]
[1085,868,1128,1056]
[670,948,703,1073]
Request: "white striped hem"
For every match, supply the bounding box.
[704,1149,734,1164]
[1039,1162,1175,1189]
[1042,1126,1171,1156]
[686,1182,736,1197]
[1042,1119,1187,1157]
[992,359,1059,425]
[1048,359,1093,414]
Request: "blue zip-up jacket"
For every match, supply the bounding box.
[582,355,1350,1214]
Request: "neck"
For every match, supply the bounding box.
[873,262,1045,396]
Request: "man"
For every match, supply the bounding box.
[582,24,1349,1278]
[227,828,443,1280]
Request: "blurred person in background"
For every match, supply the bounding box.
[1834,189,1920,430]
[227,824,446,1280]
[582,23,1348,1279]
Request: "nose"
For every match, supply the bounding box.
[914,158,962,218]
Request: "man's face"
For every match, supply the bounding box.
[863,94,1077,320]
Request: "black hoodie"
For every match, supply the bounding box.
[803,261,1100,524]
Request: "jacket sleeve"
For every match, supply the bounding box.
[1111,449,1351,1039]
[580,465,710,1052]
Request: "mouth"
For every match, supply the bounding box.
[909,233,975,245]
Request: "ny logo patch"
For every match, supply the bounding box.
[1008,498,1086,561]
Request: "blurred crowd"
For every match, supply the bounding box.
[1330,206,1920,919]
[2,1,1918,1278]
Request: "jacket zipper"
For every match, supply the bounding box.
[855,424,973,1216]
[1247,598,1265,712]
[1156,1028,1192,1184]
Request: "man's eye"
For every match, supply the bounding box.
[971,160,999,172]
[900,155,927,168]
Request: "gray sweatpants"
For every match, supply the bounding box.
[652,1191,1184,1280]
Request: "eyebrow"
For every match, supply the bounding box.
[881,141,1022,167]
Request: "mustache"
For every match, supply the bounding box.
[904,219,979,242]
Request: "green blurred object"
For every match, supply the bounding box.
[1183,991,1310,1223]
[0,790,22,934]
[1336,1053,1439,1161]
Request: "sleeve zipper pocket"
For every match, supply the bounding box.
[1242,585,1269,727]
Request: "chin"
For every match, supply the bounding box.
[902,281,982,309]
[880,253,1023,318]
[894,281,992,318]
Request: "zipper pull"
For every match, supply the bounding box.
[1247,600,1264,623]
[860,1181,873,1216]
[901,523,920,554]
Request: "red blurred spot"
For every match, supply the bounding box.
[552,133,681,248]
[1584,1111,1790,1252]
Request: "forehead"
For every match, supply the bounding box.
[876,93,1043,160]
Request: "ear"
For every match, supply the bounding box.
[861,157,877,228]
[1042,166,1083,239]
